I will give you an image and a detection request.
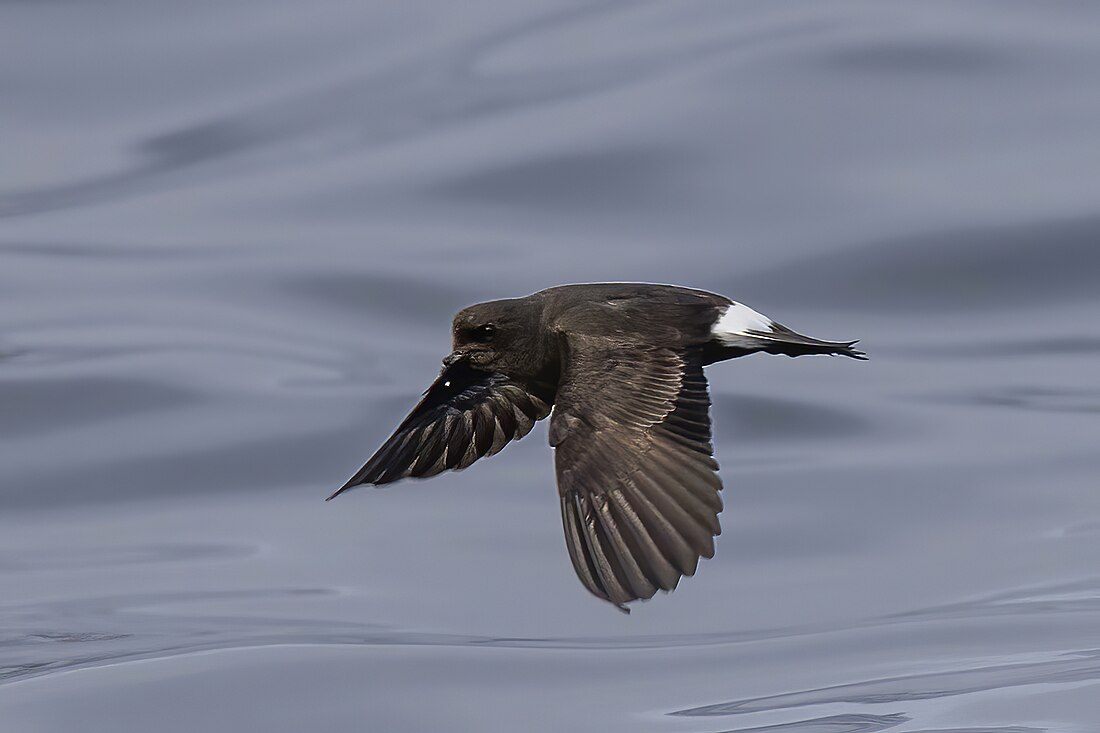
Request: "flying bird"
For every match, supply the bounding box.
[329,283,865,610]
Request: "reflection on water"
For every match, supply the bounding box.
[3,1,1100,731]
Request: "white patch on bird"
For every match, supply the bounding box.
[712,302,775,344]
[443,381,451,387]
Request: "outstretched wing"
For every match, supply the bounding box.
[329,360,551,499]
[551,339,723,610]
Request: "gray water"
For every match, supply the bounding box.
[2,2,1099,731]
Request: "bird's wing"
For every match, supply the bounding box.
[550,337,723,609]
[328,360,550,499]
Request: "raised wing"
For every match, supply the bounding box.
[329,359,550,499]
[551,339,723,610]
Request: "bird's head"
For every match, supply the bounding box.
[446,298,539,375]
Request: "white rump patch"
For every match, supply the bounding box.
[712,302,776,345]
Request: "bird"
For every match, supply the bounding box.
[328,283,865,611]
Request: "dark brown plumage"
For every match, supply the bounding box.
[329,283,864,611]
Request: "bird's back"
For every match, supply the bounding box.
[535,283,730,347]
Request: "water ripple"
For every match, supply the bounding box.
[0,542,256,572]
[729,215,1100,313]
[963,386,1100,414]
[717,713,909,733]
[5,576,1100,688]
[0,1,824,218]
[714,392,872,443]
[673,650,1100,716]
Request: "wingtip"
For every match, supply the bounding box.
[325,479,359,501]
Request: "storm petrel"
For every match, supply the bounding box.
[329,283,865,611]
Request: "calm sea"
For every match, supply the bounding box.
[3,2,1099,731]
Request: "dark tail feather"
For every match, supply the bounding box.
[763,334,867,360]
[748,322,867,360]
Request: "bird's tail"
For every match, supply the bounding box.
[753,323,867,360]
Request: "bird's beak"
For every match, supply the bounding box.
[442,351,465,368]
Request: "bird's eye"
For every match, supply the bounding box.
[470,324,495,343]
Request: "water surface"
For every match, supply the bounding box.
[3,2,1100,731]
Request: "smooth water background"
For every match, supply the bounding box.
[3,2,1099,731]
